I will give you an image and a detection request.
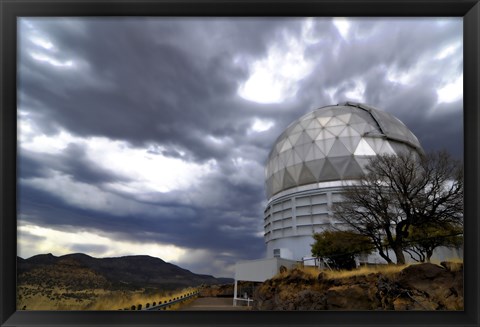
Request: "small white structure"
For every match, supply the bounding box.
[233,257,297,306]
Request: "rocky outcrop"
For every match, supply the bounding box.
[253,262,463,310]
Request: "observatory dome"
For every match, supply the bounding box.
[265,102,423,199]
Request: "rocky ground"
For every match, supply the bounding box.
[253,262,463,310]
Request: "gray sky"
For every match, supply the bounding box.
[17,17,463,277]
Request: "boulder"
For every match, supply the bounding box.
[294,290,326,310]
[325,284,373,310]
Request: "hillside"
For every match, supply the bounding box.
[18,253,231,290]
[17,253,233,310]
[253,262,463,310]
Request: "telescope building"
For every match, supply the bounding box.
[263,102,423,262]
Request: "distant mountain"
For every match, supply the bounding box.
[18,253,233,291]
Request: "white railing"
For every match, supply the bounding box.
[233,297,253,307]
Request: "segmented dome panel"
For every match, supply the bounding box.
[265,102,423,199]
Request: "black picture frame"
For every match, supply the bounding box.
[1,0,479,326]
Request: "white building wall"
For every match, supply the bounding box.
[264,184,345,261]
[266,235,316,260]
[234,258,298,282]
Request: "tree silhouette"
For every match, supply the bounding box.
[333,151,463,264]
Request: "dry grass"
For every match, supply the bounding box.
[281,263,409,280]
[87,287,197,310]
[294,257,464,280]
[430,257,463,264]
[323,264,409,279]
[17,286,197,311]
[295,265,321,278]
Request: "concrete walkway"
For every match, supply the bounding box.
[179,297,250,311]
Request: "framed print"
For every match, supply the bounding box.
[1,0,479,326]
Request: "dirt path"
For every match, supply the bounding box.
[179,297,250,311]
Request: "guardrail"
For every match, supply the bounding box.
[119,290,199,311]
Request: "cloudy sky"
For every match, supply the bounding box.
[17,17,463,277]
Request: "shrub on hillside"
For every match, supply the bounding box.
[311,230,373,270]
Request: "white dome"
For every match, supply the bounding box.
[265,102,423,199]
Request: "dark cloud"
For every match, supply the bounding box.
[17,17,463,276]
[19,145,132,184]
[18,18,305,161]
[18,151,48,179]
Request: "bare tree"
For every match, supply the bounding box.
[333,150,463,265]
